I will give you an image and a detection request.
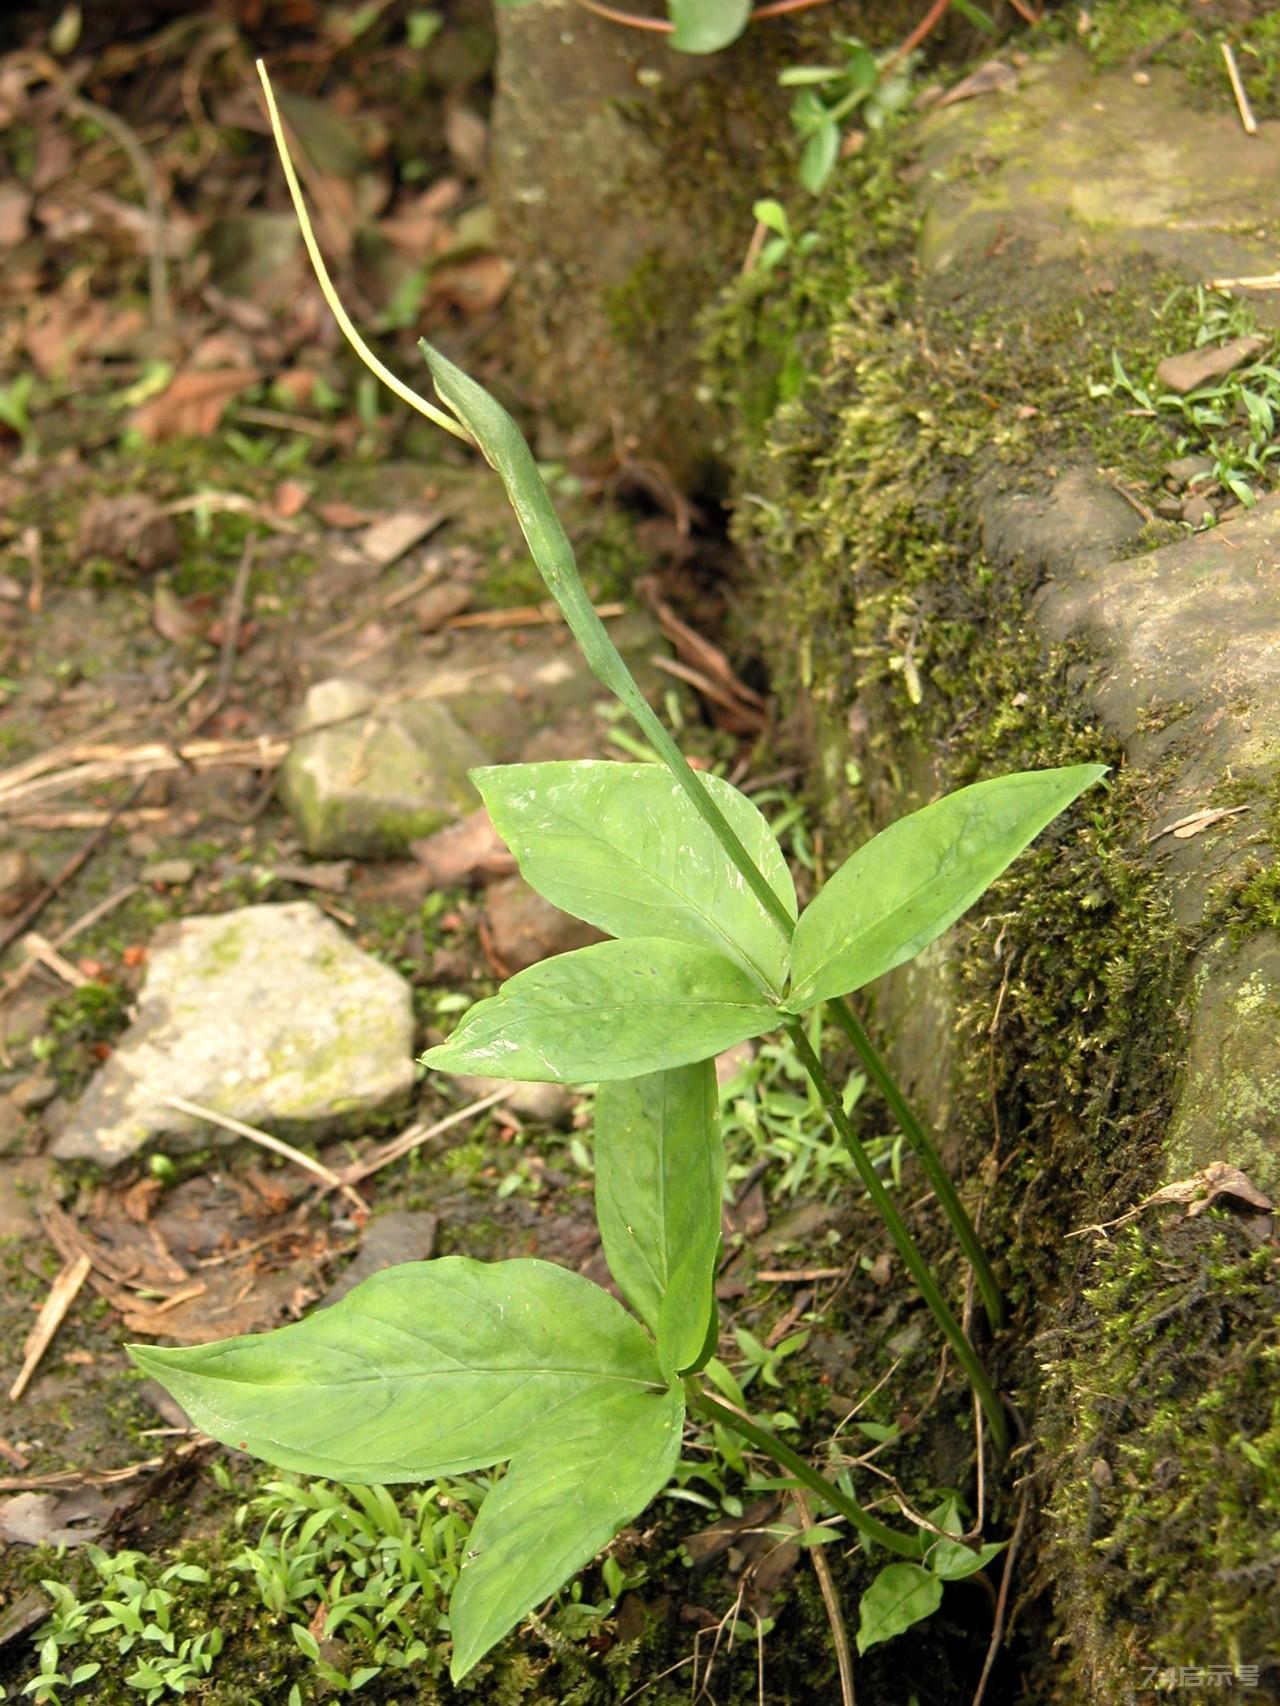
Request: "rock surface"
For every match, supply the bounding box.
[280,676,487,858]
[52,902,415,1165]
[483,874,603,972]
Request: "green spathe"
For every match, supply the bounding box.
[786,764,1108,1011]
[474,760,795,994]
[422,937,778,1083]
[594,1061,723,1375]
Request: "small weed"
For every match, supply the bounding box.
[1090,287,1280,509]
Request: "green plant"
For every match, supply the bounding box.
[127,66,1106,1686]
[1090,287,1280,509]
[747,198,820,274]
[781,37,916,194]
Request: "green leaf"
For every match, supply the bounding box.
[474,761,796,993]
[855,1563,943,1655]
[127,1257,662,1481]
[668,0,751,54]
[927,1536,1006,1582]
[450,1387,682,1679]
[422,938,778,1084]
[787,765,1107,1011]
[752,197,790,236]
[778,65,839,86]
[799,122,840,195]
[595,1063,723,1373]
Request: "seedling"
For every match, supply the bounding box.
[127,65,1107,1684]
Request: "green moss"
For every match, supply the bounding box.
[1047,1216,1280,1675]
[1078,0,1280,120]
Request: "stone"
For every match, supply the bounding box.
[141,858,195,886]
[0,847,38,917]
[358,508,445,569]
[483,874,603,973]
[1155,336,1268,395]
[451,1072,574,1126]
[10,1072,56,1113]
[51,902,415,1165]
[1164,454,1214,490]
[413,582,471,632]
[0,1157,53,1238]
[280,677,487,858]
[1180,494,1216,528]
[77,494,179,574]
[322,1210,438,1306]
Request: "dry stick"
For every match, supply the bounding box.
[0,1440,206,1494]
[0,780,147,958]
[160,1094,370,1216]
[18,933,90,990]
[9,1254,93,1401]
[334,1087,514,1188]
[970,1478,1031,1706]
[1222,41,1258,136]
[792,1489,856,1706]
[0,882,139,1007]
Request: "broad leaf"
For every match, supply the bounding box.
[855,1563,943,1655]
[928,1535,1006,1583]
[787,764,1107,1011]
[799,121,840,195]
[668,0,751,54]
[423,939,778,1084]
[127,1258,662,1482]
[474,762,795,994]
[595,1062,722,1374]
[450,1386,683,1679]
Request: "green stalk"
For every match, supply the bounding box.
[689,1389,919,1558]
[784,1020,1010,1458]
[825,997,1004,1328]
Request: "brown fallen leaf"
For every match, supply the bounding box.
[0,1488,113,1549]
[935,59,1019,109]
[1069,1161,1273,1238]
[411,807,517,887]
[151,583,205,646]
[428,253,513,317]
[133,368,260,442]
[0,186,32,248]
[273,478,310,519]
[359,507,446,568]
[78,493,179,574]
[1148,804,1250,843]
[316,499,374,529]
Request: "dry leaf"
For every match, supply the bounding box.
[428,253,512,316]
[151,583,205,645]
[133,369,260,442]
[359,507,445,567]
[1148,805,1250,843]
[273,479,310,519]
[411,807,517,887]
[936,60,1019,109]
[316,499,373,529]
[445,104,488,178]
[1069,1162,1273,1238]
[0,187,32,248]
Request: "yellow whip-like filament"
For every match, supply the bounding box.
[254,58,474,445]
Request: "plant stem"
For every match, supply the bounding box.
[689,1389,918,1558]
[825,998,1004,1328]
[783,1020,1010,1458]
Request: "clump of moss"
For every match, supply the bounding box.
[1077,0,1280,121]
[1045,1214,1280,1685]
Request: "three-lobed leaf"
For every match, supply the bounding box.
[131,1259,688,1679]
[422,938,778,1084]
[786,764,1107,1012]
[594,1062,723,1376]
[474,761,795,994]
[450,1386,682,1680]
[127,1258,662,1482]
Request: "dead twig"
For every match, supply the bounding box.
[970,1477,1031,1706]
[0,1440,207,1494]
[1221,41,1258,136]
[160,1094,370,1217]
[335,1088,514,1188]
[793,1489,856,1706]
[9,1254,93,1402]
[0,883,139,1010]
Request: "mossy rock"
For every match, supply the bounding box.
[705,25,1280,1700]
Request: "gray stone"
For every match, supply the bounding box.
[10,1072,55,1113]
[1164,454,1214,490]
[1180,493,1216,528]
[52,902,414,1165]
[322,1210,438,1306]
[281,677,488,858]
[141,859,195,886]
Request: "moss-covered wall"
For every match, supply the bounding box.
[703,31,1280,1699]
